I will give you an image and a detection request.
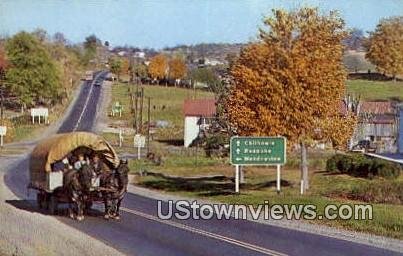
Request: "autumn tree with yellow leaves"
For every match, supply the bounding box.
[227,8,350,193]
[366,16,403,80]
[168,57,187,81]
[148,54,168,81]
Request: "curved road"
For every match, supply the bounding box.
[4,73,402,256]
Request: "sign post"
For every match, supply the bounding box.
[230,136,286,193]
[133,134,146,159]
[0,126,6,148]
[119,129,123,147]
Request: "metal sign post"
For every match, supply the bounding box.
[133,134,146,159]
[119,129,123,147]
[0,126,6,148]
[276,164,281,194]
[230,136,286,193]
[235,165,240,193]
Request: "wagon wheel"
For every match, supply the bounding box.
[36,192,45,209]
[48,194,58,215]
[85,201,93,210]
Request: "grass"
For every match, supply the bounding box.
[346,79,403,101]
[108,79,403,238]
[132,150,403,239]
[109,83,214,140]
[5,81,82,143]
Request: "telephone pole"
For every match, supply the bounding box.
[147,97,151,154]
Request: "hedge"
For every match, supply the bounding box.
[326,154,401,179]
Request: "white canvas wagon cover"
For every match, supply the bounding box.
[29,132,119,189]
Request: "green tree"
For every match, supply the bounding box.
[189,67,222,93]
[109,57,122,80]
[83,34,100,65]
[5,32,61,107]
[366,16,403,80]
[131,62,148,81]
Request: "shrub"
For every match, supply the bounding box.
[348,154,372,177]
[370,159,401,179]
[326,154,401,179]
[326,155,338,173]
[337,154,353,174]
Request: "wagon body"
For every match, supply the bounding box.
[28,131,120,213]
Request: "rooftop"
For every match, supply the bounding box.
[183,98,216,117]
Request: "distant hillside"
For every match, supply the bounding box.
[343,50,375,73]
[163,43,245,63]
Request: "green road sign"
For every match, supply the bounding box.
[230,136,286,165]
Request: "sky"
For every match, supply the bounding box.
[0,0,402,49]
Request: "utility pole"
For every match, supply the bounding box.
[139,87,144,133]
[134,83,139,133]
[147,97,151,154]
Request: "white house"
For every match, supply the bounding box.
[183,99,216,147]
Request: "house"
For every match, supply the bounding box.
[183,99,216,147]
[351,101,397,152]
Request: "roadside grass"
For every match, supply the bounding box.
[107,79,403,238]
[346,80,403,101]
[131,151,403,239]
[8,82,82,143]
[109,83,214,140]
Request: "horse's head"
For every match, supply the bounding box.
[116,159,129,176]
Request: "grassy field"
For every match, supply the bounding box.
[131,150,402,239]
[108,80,403,239]
[109,83,214,140]
[346,80,403,101]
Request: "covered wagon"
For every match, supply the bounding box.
[28,131,120,214]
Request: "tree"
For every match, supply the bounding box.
[131,63,148,81]
[148,54,168,80]
[83,34,100,64]
[344,28,364,50]
[53,32,67,45]
[0,45,7,78]
[109,57,122,80]
[168,57,187,81]
[366,16,403,80]
[5,32,61,107]
[121,58,130,77]
[189,67,222,92]
[31,28,49,43]
[227,8,347,193]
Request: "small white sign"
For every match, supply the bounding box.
[133,134,146,148]
[0,126,7,136]
[31,108,49,117]
[31,108,49,124]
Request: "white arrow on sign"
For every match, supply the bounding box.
[236,148,240,154]
[236,157,242,161]
[236,141,240,146]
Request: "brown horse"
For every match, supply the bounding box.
[63,169,85,221]
[103,160,129,220]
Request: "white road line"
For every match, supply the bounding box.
[121,207,288,256]
[73,72,103,131]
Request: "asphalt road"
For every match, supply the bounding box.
[4,73,402,256]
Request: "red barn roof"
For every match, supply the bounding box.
[183,99,216,117]
[360,101,394,114]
